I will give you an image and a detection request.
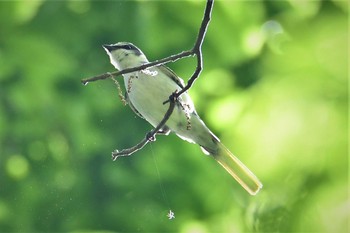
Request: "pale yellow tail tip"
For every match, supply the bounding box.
[246,180,263,196]
[216,159,263,195]
[214,142,263,195]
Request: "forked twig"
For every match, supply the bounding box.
[81,0,214,158]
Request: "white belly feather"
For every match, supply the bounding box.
[123,67,217,149]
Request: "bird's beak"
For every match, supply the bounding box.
[102,44,114,52]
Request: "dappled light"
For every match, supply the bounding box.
[0,0,348,232]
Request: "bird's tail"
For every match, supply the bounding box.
[201,138,263,195]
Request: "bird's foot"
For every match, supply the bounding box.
[146,132,156,142]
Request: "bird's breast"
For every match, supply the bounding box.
[123,69,181,128]
[123,68,216,149]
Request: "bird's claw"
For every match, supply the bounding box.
[146,132,156,142]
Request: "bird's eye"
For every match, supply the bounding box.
[122,45,134,50]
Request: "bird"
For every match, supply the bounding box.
[103,42,262,195]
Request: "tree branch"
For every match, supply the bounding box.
[175,0,213,97]
[81,50,193,85]
[81,0,214,158]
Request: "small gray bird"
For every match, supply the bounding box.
[103,42,262,195]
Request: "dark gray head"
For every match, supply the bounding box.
[103,43,143,56]
[102,42,148,70]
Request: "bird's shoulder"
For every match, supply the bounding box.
[157,65,185,88]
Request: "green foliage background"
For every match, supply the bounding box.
[0,0,348,232]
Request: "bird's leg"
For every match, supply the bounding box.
[145,127,169,141]
[157,126,170,135]
[146,131,157,142]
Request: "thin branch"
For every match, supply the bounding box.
[82,0,214,158]
[81,50,193,85]
[112,0,213,157]
[81,0,214,89]
[175,0,214,97]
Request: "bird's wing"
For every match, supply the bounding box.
[125,92,144,119]
[157,65,185,89]
[157,65,199,120]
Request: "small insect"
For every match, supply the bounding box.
[167,210,175,220]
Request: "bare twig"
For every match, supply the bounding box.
[82,0,214,158]
[81,0,213,89]
[81,50,193,85]
[174,0,213,97]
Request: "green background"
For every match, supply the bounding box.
[0,0,348,232]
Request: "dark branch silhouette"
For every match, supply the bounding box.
[112,93,177,160]
[81,0,214,159]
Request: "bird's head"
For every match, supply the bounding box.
[103,42,148,70]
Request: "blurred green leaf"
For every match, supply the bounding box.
[0,1,348,232]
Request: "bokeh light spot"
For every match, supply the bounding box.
[67,0,91,14]
[48,132,69,162]
[243,27,264,56]
[6,155,30,180]
[0,200,10,222]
